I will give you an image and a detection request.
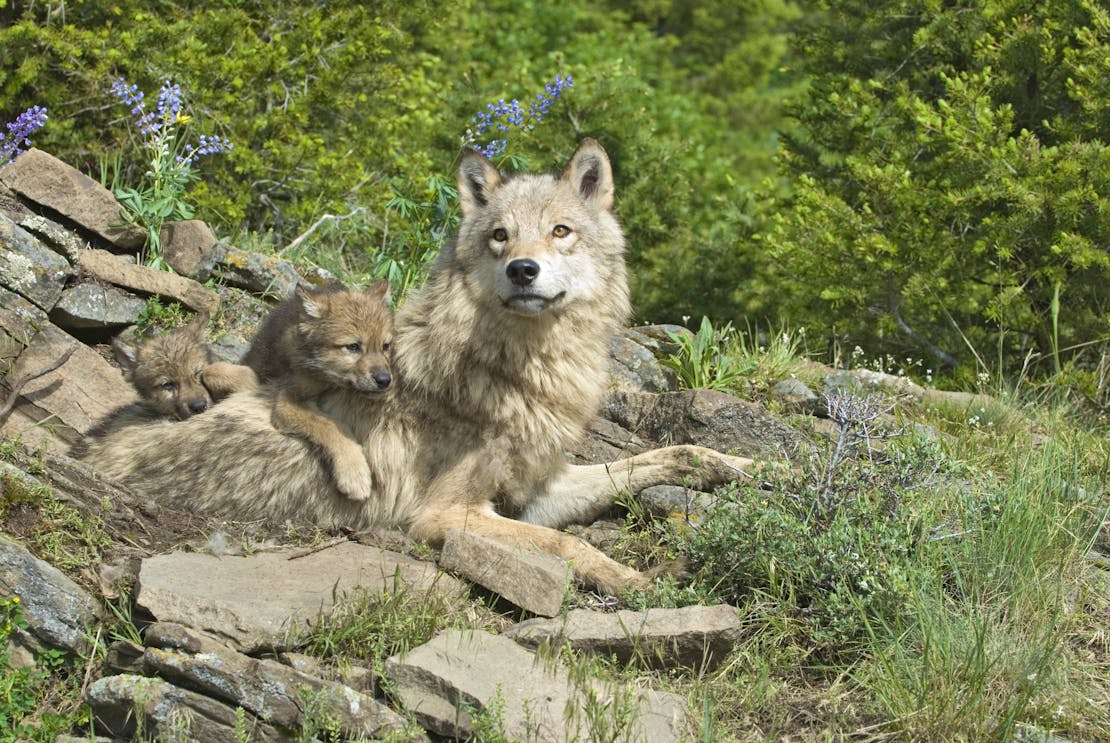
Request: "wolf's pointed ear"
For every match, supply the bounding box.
[112,337,138,379]
[185,313,210,340]
[563,138,614,212]
[458,149,502,218]
[367,278,392,306]
[295,284,324,319]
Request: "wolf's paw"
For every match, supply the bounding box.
[331,447,373,502]
[681,445,755,488]
[645,556,690,584]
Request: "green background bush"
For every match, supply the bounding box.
[2,0,1106,387]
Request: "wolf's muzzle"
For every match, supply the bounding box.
[506,258,540,286]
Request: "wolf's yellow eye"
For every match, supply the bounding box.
[552,224,571,238]
[161,381,178,392]
[344,342,362,353]
[492,228,508,242]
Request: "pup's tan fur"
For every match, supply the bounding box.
[114,315,257,420]
[82,140,753,595]
[242,281,393,501]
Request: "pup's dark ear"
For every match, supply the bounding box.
[112,338,138,379]
[458,148,503,218]
[295,284,324,319]
[185,312,210,341]
[563,138,614,212]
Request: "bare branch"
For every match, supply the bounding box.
[0,347,76,425]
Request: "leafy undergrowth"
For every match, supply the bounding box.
[608,382,1109,741]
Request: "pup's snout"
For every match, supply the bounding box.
[373,371,392,389]
[185,398,209,416]
[506,258,540,287]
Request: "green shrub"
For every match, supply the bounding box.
[765,0,1110,382]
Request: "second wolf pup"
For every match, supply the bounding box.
[242,280,393,501]
[115,314,257,420]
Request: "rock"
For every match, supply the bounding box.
[104,640,145,674]
[609,332,676,393]
[386,629,692,741]
[824,368,925,401]
[605,389,807,459]
[161,220,220,280]
[506,605,741,671]
[135,542,463,653]
[8,211,84,262]
[768,378,821,414]
[0,149,146,251]
[439,529,571,617]
[627,324,690,356]
[77,247,220,316]
[0,537,102,655]
[0,286,47,364]
[0,212,71,311]
[85,673,290,742]
[638,484,716,525]
[569,416,648,465]
[0,322,137,452]
[50,280,148,330]
[212,243,301,299]
[143,622,414,740]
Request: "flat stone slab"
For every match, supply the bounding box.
[0,211,71,311]
[0,148,146,251]
[386,629,692,742]
[51,280,148,329]
[0,322,137,452]
[0,537,102,655]
[506,604,741,671]
[142,622,413,739]
[136,542,463,653]
[439,529,571,617]
[77,247,220,316]
[85,673,290,742]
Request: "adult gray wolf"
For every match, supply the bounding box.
[82,139,753,595]
[242,280,394,502]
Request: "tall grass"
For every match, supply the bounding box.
[855,439,1107,740]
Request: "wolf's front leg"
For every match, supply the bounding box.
[271,390,373,501]
[519,445,754,528]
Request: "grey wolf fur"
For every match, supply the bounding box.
[81,140,753,595]
[242,281,393,501]
[114,315,257,420]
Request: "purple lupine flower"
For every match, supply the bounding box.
[1,106,49,164]
[465,75,574,158]
[155,82,184,125]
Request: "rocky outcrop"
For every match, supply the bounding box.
[1,147,1058,742]
[506,604,741,671]
[385,629,692,741]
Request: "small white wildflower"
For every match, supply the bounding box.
[682,315,691,325]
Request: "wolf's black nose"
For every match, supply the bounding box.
[187,398,209,414]
[506,259,540,286]
[373,371,392,389]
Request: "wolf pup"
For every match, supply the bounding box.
[242,280,393,502]
[115,314,257,420]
